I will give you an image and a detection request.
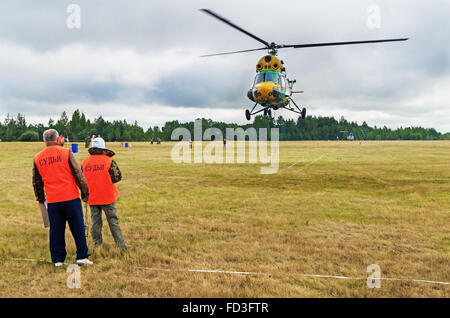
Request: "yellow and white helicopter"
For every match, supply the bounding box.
[200,9,408,120]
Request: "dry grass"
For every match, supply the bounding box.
[0,141,448,297]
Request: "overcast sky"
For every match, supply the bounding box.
[0,0,449,132]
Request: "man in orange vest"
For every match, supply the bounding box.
[32,129,92,266]
[81,137,130,249]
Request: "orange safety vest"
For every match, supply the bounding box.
[81,154,119,205]
[34,146,80,203]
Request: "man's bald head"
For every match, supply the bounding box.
[43,129,59,143]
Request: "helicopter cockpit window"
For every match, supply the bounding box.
[280,76,286,92]
[254,73,265,85]
[265,72,280,84]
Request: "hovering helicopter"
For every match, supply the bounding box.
[200,9,408,121]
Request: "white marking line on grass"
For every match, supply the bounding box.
[188,269,267,275]
[287,159,304,169]
[137,266,449,285]
[136,267,449,285]
[12,258,69,265]
[136,266,268,276]
[10,259,449,286]
[301,274,450,286]
[286,155,325,170]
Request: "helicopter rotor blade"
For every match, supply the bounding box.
[200,9,270,48]
[280,38,408,49]
[200,47,268,57]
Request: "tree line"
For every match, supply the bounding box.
[1,110,449,142]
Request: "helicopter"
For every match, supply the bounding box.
[200,9,408,121]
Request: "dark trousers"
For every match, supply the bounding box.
[48,198,90,263]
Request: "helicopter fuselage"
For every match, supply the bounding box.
[247,71,291,108]
[247,55,292,109]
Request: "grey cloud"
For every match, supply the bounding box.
[147,66,251,108]
[0,0,449,132]
[0,76,122,104]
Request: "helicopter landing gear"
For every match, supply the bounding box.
[246,103,261,120]
[245,109,251,121]
[263,108,272,117]
[301,107,306,119]
[285,98,307,119]
[245,104,274,120]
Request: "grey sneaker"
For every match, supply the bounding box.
[54,262,64,267]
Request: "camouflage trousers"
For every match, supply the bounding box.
[89,203,127,248]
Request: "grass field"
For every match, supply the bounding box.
[0,140,448,297]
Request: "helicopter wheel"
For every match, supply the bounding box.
[268,109,272,117]
[301,108,306,119]
[245,109,251,121]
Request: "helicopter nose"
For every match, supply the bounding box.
[254,82,276,101]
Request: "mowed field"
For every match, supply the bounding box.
[0,141,448,298]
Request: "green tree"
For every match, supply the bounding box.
[55,111,69,136]
[19,130,39,141]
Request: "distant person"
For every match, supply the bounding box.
[85,136,91,148]
[223,138,226,148]
[57,135,65,147]
[157,137,161,144]
[150,138,154,144]
[81,138,130,249]
[32,129,92,267]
